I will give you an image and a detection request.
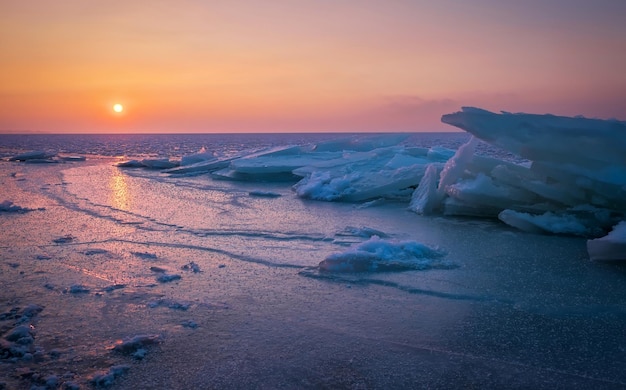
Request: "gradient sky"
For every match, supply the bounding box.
[1,0,625,133]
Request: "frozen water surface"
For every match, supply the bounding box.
[1,126,625,389]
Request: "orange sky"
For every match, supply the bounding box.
[1,1,625,133]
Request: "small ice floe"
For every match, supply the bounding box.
[5,325,34,343]
[181,320,198,329]
[0,200,32,213]
[248,190,282,198]
[65,284,90,294]
[587,221,626,261]
[112,334,161,354]
[116,159,145,168]
[53,235,76,244]
[337,226,389,238]
[149,266,168,273]
[131,251,158,259]
[319,236,449,272]
[116,158,178,169]
[17,304,44,323]
[333,226,390,246]
[148,299,190,310]
[181,261,201,273]
[498,209,608,237]
[141,158,179,169]
[59,155,86,162]
[103,284,126,292]
[90,365,130,388]
[83,248,109,256]
[8,150,56,162]
[156,273,181,283]
[1,324,36,361]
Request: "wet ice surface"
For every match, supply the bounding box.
[1,135,626,389]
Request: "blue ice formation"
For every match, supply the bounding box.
[118,108,626,260]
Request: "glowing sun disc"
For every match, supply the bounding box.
[113,103,124,113]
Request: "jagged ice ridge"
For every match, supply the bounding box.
[114,108,626,261]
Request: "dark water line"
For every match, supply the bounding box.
[298,268,513,304]
[111,238,306,269]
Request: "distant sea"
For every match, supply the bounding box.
[0,132,522,161]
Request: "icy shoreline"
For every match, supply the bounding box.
[98,108,626,261]
[2,110,626,388]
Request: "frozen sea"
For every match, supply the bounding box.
[1,132,625,389]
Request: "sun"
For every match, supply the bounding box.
[113,103,124,113]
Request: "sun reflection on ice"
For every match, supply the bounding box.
[109,170,131,211]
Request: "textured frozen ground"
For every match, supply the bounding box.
[1,155,626,389]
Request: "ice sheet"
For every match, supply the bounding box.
[2,128,626,388]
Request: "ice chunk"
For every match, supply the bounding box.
[437,136,478,197]
[112,334,161,354]
[587,221,626,261]
[181,320,198,329]
[180,147,215,166]
[293,148,430,202]
[5,325,33,342]
[439,107,626,238]
[445,173,532,212]
[53,234,76,244]
[336,226,389,238]
[164,157,232,175]
[229,146,320,174]
[409,163,440,214]
[165,147,296,176]
[67,284,90,294]
[293,171,350,201]
[157,273,181,283]
[0,200,31,213]
[441,107,626,169]
[90,365,130,388]
[181,261,202,273]
[116,160,145,168]
[490,164,575,206]
[498,209,607,237]
[9,150,56,161]
[319,236,448,272]
[117,158,175,169]
[427,146,456,161]
[140,158,179,169]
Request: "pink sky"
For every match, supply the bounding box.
[1,1,625,133]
